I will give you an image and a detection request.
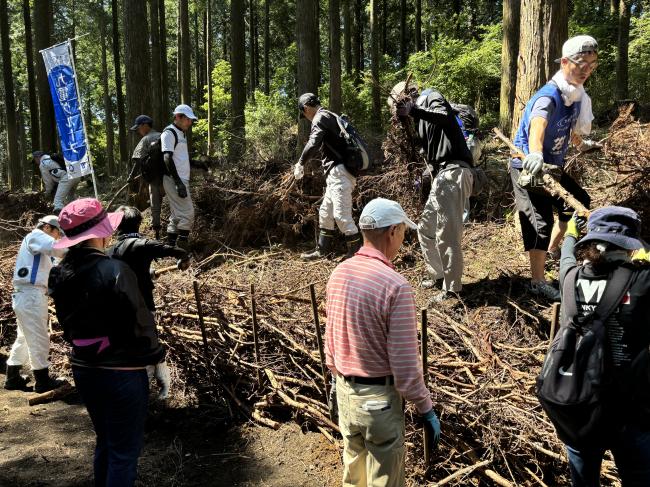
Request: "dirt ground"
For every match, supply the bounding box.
[0,361,342,487]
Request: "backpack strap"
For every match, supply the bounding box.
[591,266,634,326]
[562,266,580,324]
[163,126,179,150]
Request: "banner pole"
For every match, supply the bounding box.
[67,39,98,200]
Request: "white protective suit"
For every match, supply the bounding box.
[39,155,79,211]
[319,164,358,235]
[7,228,66,370]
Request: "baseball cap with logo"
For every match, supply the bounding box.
[556,35,598,62]
[54,198,124,249]
[359,198,417,230]
[173,104,198,121]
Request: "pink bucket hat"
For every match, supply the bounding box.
[54,198,124,249]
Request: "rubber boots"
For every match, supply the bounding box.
[4,365,29,391]
[177,230,190,251]
[301,229,335,260]
[33,367,65,393]
[344,234,362,259]
[166,232,178,247]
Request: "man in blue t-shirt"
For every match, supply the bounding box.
[510,35,601,301]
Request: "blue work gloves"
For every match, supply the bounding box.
[423,408,441,450]
[522,151,544,175]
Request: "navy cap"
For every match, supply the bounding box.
[32,150,45,160]
[129,115,154,131]
[578,206,642,250]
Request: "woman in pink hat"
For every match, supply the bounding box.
[48,198,165,487]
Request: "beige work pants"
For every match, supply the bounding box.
[337,377,405,487]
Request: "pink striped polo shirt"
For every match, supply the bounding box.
[325,246,432,414]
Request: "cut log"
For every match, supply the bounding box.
[28,382,75,406]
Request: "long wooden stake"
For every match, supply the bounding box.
[192,280,210,360]
[421,308,431,470]
[309,284,330,407]
[250,283,262,385]
[492,127,589,214]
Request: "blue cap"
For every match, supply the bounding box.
[578,206,642,250]
[129,115,154,131]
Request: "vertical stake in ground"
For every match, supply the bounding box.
[309,283,330,407]
[192,280,210,360]
[550,302,561,342]
[250,283,262,386]
[421,308,431,471]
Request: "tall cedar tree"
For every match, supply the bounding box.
[206,0,214,153]
[111,0,127,168]
[352,0,362,83]
[343,0,352,75]
[499,0,520,132]
[1,0,22,188]
[329,0,342,113]
[99,1,115,176]
[159,0,170,118]
[149,0,164,128]
[263,0,270,94]
[23,0,40,153]
[370,0,381,132]
[230,0,246,162]
[34,0,56,153]
[249,0,257,100]
[399,0,406,67]
[616,0,631,100]
[179,0,191,105]
[297,0,320,143]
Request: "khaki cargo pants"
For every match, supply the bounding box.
[336,377,405,487]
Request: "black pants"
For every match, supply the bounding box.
[510,167,590,251]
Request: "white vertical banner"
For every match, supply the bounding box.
[41,41,93,180]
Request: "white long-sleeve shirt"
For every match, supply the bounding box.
[13,229,66,290]
[39,156,67,194]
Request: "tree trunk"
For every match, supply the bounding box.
[511,0,565,136]
[263,0,270,94]
[399,0,406,67]
[615,0,631,100]
[415,0,422,52]
[342,0,352,76]
[230,0,246,162]
[381,0,387,54]
[1,0,22,188]
[34,0,56,153]
[122,0,151,152]
[158,0,170,118]
[111,0,127,169]
[610,0,618,16]
[297,0,320,142]
[499,0,520,131]
[149,0,163,128]
[100,1,115,176]
[329,0,342,113]
[544,0,567,80]
[370,0,381,132]
[23,0,40,152]
[352,0,362,84]
[179,0,191,105]
[206,0,213,154]
[249,0,256,100]
[194,8,201,109]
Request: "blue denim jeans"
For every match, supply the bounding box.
[73,366,149,487]
[566,426,650,486]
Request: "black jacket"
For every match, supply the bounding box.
[108,234,187,311]
[297,108,347,174]
[560,236,650,429]
[413,90,473,169]
[48,247,165,368]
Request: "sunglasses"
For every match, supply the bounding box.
[568,56,598,71]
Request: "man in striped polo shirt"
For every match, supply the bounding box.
[325,198,441,487]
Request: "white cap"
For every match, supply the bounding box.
[359,198,417,230]
[173,104,198,121]
[38,215,62,231]
[560,35,598,59]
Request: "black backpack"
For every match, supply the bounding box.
[324,111,371,176]
[537,265,634,448]
[50,153,67,171]
[140,128,178,182]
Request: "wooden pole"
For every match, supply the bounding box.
[28,382,75,406]
[421,308,431,470]
[550,302,561,342]
[192,280,210,359]
[309,283,330,407]
[250,283,262,385]
[492,127,589,215]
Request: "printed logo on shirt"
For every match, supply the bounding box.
[621,291,631,305]
[577,278,606,303]
[17,267,28,278]
[556,114,574,130]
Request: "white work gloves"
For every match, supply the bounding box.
[522,151,544,175]
[147,362,171,400]
[293,162,304,180]
[577,139,603,152]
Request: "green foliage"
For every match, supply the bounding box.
[195,59,232,156]
[629,14,650,102]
